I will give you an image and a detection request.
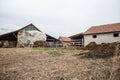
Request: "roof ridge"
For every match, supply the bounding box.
[92,22,120,28]
[84,22,120,35]
[0,23,41,36]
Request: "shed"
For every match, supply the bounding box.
[46,34,58,47]
[58,36,72,48]
[69,33,84,47]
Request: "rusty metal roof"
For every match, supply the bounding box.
[84,23,120,35]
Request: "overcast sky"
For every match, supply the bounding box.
[0,0,120,38]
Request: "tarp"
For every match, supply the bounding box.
[18,30,46,47]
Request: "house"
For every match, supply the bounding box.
[0,23,58,48]
[84,23,120,46]
[69,33,84,47]
[59,36,72,48]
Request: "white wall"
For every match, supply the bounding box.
[84,32,120,46]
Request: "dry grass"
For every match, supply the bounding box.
[0,48,120,80]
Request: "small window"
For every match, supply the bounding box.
[113,33,119,37]
[93,35,97,38]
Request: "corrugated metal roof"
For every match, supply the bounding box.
[0,23,58,41]
[84,23,120,35]
[69,33,83,39]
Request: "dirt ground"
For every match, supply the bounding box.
[0,48,119,80]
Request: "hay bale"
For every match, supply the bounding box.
[33,41,46,47]
[3,41,9,48]
[0,41,3,47]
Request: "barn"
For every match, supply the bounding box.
[58,34,84,48]
[0,23,58,48]
[84,23,120,46]
[69,33,84,47]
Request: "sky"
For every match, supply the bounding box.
[0,0,120,38]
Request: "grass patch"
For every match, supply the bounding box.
[60,49,78,54]
[33,47,80,55]
[49,51,64,57]
[104,58,113,63]
[33,47,54,51]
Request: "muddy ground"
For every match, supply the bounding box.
[0,48,119,80]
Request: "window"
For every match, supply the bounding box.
[113,33,119,37]
[93,35,97,38]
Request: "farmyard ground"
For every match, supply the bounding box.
[0,48,120,80]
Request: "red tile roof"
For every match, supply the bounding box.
[59,36,72,42]
[84,23,120,35]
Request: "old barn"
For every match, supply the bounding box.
[69,33,84,47]
[0,23,58,48]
